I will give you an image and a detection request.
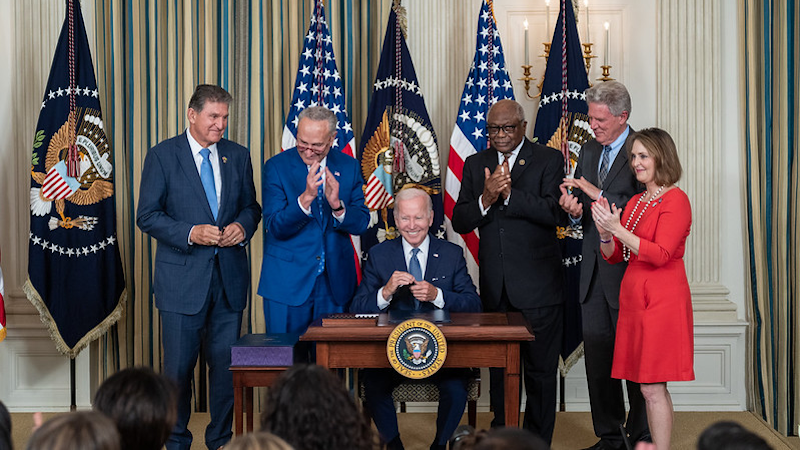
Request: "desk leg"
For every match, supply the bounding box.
[246,386,254,433]
[233,374,243,436]
[505,342,522,427]
[316,343,331,368]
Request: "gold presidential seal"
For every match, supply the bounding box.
[386,319,447,379]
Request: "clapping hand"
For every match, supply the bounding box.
[482,161,512,208]
[558,184,583,217]
[591,195,622,235]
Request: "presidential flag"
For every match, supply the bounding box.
[358,1,443,251]
[0,248,6,343]
[444,0,515,278]
[281,0,355,157]
[532,0,592,374]
[24,0,125,358]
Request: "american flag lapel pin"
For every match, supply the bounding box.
[334,170,340,176]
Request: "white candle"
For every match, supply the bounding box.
[545,0,550,37]
[524,18,530,65]
[584,0,590,42]
[604,22,610,65]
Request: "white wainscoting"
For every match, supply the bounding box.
[405,320,747,414]
[0,316,93,412]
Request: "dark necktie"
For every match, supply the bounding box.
[199,148,218,220]
[409,248,423,310]
[598,145,611,188]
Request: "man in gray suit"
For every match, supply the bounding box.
[137,85,261,450]
[559,81,649,450]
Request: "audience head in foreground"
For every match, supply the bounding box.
[696,421,773,450]
[224,431,294,450]
[261,364,376,450]
[0,400,11,450]
[451,426,550,450]
[93,366,177,450]
[26,411,120,450]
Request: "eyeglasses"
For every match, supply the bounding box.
[297,141,328,154]
[486,124,519,136]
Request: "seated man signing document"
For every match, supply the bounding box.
[350,187,481,450]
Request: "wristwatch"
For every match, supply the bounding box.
[332,202,345,212]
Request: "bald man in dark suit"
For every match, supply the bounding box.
[452,99,564,444]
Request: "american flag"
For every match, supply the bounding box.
[444,0,514,277]
[281,0,355,157]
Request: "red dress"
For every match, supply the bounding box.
[604,187,694,383]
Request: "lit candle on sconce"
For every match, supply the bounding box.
[545,0,550,37]
[584,0,590,42]
[524,18,530,65]
[604,21,610,65]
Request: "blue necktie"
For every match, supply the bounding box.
[409,248,423,310]
[598,145,611,188]
[200,148,218,220]
[315,167,325,274]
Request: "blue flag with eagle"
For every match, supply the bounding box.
[358,1,443,252]
[25,0,125,358]
[532,0,592,375]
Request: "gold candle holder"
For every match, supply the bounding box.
[519,65,539,99]
[597,65,615,82]
[541,43,551,60]
[582,43,597,73]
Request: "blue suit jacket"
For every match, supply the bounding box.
[350,236,482,313]
[136,133,261,314]
[257,149,369,307]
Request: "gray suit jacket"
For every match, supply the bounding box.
[573,131,640,306]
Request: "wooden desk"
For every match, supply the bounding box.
[230,366,288,435]
[300,312,535,427]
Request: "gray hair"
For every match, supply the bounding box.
[393,187,433,217]
[298,106,338,136]
[585,81,631,117]
[188,84,232,112]
[488,99,526,122]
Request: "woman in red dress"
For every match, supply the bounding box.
[591,128,693,450]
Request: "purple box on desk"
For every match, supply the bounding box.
[231,333,300,367]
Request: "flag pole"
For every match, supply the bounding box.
[70,355,77,411]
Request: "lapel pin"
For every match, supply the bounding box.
[433,253,439,257]
[519,159,526,165]
[222,156,228,164]
[334,170,340,176]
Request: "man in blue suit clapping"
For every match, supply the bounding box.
[350,188,481,450]
[137,84,261,450]
[258,106,369,333]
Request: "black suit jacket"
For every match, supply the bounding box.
[451,138,564,310]
[573,131,640,306]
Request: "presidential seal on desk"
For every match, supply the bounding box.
[387,319,447,379]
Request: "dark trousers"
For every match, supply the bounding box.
[582,270,648,444]
[362,368,471,447]
[264,273,343,334]
[488,288,563,445]
[161,259,242,450]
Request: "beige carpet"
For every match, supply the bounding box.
[11,411,799,450]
